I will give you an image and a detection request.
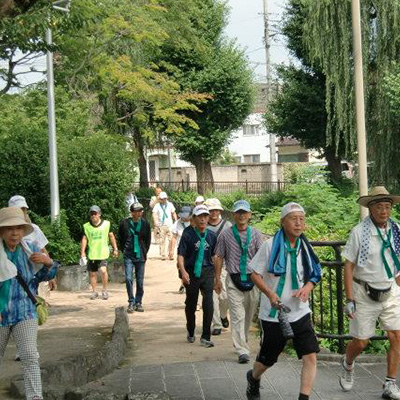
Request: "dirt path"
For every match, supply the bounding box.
[122,245,260,366]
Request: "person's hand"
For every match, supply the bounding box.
[30,252,53,267]
[168,252,174,260]
[112,249,119,258]
[292,285,312,302]
[48,279,57,291]
[181,270,190,286]
[268,293,280,309]
[344,300,356,319]
[214,278,222,295]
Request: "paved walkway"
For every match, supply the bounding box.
[0,244,394,399]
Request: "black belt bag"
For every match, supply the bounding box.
[230,273,254,292]
[353,277,392,302]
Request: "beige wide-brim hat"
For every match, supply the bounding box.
[0,207,34,236]
[358,186,400,208]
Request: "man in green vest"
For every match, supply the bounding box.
[81,205,118,300]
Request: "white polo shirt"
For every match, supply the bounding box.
[250,237,311,323]
[342,221,398,289]
[153,201,176,228]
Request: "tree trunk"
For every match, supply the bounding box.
[193,158,214,194]
[132,130,149,188]
[324,146,343,185]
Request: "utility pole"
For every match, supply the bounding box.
[351,0,369,219]
[46,0,71,222]
[263,0,277,186]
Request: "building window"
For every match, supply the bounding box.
[243,154,260,163]
[243,124,260,136]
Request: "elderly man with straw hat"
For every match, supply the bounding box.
[339,186,400,399]
[0,207,57,400]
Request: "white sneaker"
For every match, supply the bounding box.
[383,380,400,399]
[339,356,354,392]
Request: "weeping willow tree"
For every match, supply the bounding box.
[303,0,400,186]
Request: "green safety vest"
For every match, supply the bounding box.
[83,220,111,260]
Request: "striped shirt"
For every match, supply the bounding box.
[0,242,57,327]
[215,225,264,274]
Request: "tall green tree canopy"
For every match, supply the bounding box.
[303,0,400,185]
[159,0,254,192]
[265,0,346,184]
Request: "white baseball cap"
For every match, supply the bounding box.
[192,204,209,216]
[159,192,168,199]
[8,195,29,209]
[281,202,305,219]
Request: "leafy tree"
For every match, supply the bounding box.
[265,0,346,185]
[0,87,135,240]
[54,0,208,187]
[0,0,43,18]
[302,0,400,186]
[159,0,254,193]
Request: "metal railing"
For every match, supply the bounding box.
[310,241,386,354]
[139,180,286,194]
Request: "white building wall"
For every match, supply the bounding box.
[228,113,271,163]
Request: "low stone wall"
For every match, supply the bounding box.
[10,307,130,400]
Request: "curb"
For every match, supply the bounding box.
[10,307,129,400]
[317,351,386,364]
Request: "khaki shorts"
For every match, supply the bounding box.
[350,281,400,339]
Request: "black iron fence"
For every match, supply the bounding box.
[310,241,386,354]
[139,180,285,194]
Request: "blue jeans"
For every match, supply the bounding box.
[123,257,145,305]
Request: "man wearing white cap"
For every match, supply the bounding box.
[205,198,232,335]
[152,192,177,260]
[246,202,321,400]
[214,199,264,364]
[8,195,49,255]
[178,204,217,347]
[339,186,400,399]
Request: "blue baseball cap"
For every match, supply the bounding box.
[233,200,251,213]
[178,206,192,219]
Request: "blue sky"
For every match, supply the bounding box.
[224,0,291,81]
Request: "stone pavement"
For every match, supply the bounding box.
[0,244,394,399]
[67,357,391,400]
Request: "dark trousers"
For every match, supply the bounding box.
[184,266,214,340]
[123,256,145,305]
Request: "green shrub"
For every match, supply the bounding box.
[31,211,80,266]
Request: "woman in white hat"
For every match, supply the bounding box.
[0,207,57,400]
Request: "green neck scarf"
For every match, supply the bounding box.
[194,228,208,278]
[129,219,142,259]
[269,237,300,318]
[376,225,400,279]
[160,203,168,223]
[232,225,251,282]
[285,237,300,291]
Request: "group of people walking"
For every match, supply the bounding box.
[2,184,400,400]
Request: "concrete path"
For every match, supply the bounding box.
[0,244,393,399]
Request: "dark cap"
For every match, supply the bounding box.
[89,205,101,213]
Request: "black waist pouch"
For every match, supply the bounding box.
[364,283,391,302]
[230,273,254,292]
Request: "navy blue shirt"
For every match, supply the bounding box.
[178,226,217,272]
